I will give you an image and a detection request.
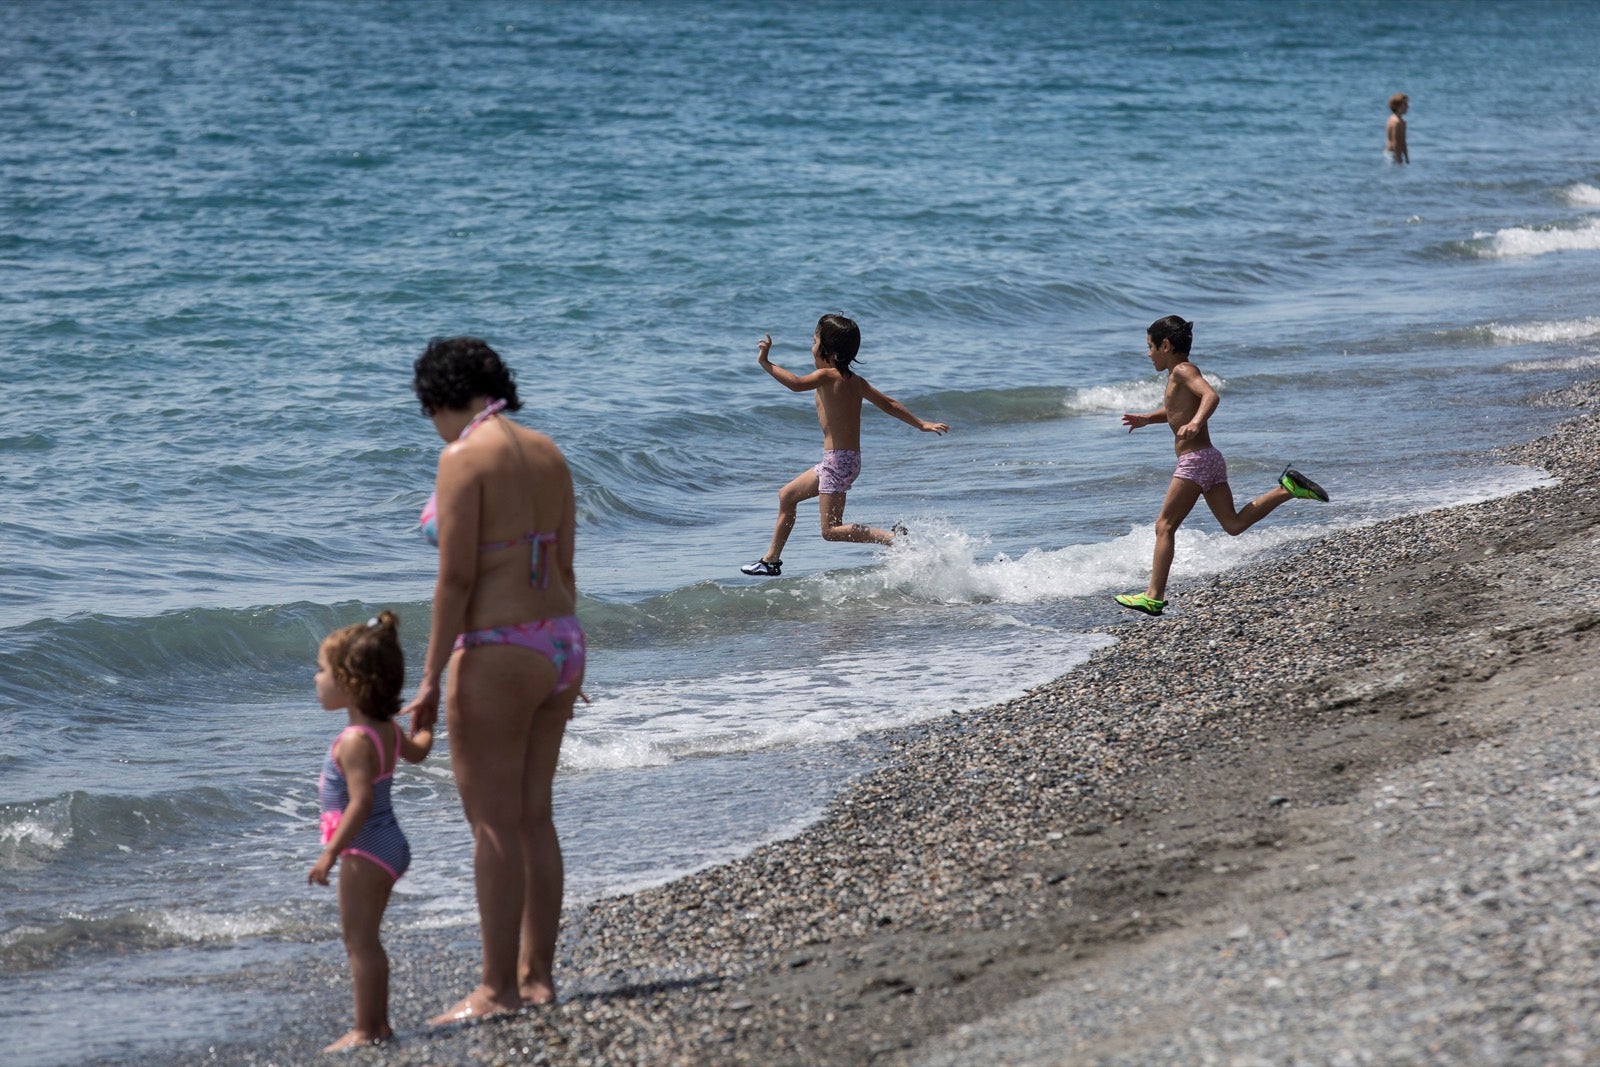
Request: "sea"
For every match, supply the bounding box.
[4,1,1599,1062]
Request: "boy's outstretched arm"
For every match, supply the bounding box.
[861,379,950,434]
[757,333,833,392]
[1121,407,1166,432]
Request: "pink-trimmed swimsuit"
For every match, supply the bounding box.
[1173,446,1228,492]
[318,724,410,881]
[420,400,587,694]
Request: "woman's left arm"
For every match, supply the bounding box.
[403,446,481,735]
[556,456,578,600]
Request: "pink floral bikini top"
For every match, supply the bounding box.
[419,399,558,589]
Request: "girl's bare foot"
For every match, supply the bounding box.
[322,1027,390,1053]
[428,985,520,1027]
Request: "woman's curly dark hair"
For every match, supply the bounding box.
[412,337,523,415]
[322,610,405,721]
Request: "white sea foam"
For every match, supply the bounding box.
[1485,317,1600,345]
[0,798,72,867]
[1561,182,1600,208]
[855,517,1316,607]
[564,625,1113,773]
[151,908,280,942]
[1504,354,1600,373]
[1064,374,1225,415]
[1472,218,1600,258]
[1354,465,1554,514]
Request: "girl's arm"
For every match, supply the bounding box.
[860,379,950,434]
[402,447,481,737]
[308,731,378,885]
[399,723,434,763]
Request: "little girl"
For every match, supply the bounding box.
[307,610,433,1052]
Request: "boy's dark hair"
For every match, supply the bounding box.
[1148,315,1194,355]
[1389,92,1408,114]
[413,337,523,416]
[815,314,862,377]
[323,610,405,721]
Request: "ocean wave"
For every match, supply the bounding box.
[564,625,1113,773]
[0,787,247,871]
[0,601,426,705]
[1464,218,1600,258]
[1062,373,1225,416]
[871,276,1141,323]
[1482,317,1600,346]
[1503,354,1600,373]
[840,517,1318,607]
[0,904,284,973]
[1561,182,1600,208]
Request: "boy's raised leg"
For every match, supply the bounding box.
[819,492,894,545]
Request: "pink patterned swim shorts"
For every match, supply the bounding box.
[1173,446,1228,491]
[814,449,862,494]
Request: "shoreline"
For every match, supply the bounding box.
[193,379,1600,1066]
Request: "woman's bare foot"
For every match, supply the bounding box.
[322,1027,390,1053]
[520,978,557,1007]
[428,985,520,1027]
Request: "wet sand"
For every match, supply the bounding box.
[207,380,1600,1066]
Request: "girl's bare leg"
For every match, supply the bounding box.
[431,647,558,1026]
[819,492,894,545]
[518,680,578,1005]
[762,469,819,562]
[326,854,395,1052]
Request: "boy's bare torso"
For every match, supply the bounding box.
[1164,362,1214,456]
[814,373,866,451]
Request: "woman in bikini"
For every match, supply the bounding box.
[404,336,585,1023]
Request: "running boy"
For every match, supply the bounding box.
[1386,92,1409,164]
[1115,315,1327,617]
[741,314,949,576]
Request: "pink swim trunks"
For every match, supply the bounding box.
[814,449,862,494]
[1173,446,1228,491]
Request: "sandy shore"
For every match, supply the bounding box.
[206,380,1600,1067]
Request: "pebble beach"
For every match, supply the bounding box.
[177,380,1600,1066]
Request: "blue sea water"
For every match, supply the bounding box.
[4,0,1600,1061]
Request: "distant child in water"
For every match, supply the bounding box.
[1386,93,1409,164]
[1116,316,1328,617]
[308,610,433,1052]
[741,314,950,576]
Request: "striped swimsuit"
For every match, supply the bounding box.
[317,724,410,881]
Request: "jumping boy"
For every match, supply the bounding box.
[740,314,949,577]
[1386,93,1409,164]
[1115,315,1328,616]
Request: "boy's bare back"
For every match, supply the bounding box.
[813,371,867,451]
